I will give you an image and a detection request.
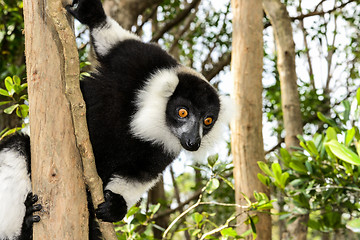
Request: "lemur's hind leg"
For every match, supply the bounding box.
[65,0,139,58]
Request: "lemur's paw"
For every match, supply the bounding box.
[65,0,106,28]
[95,190,127,222]
[23,193,42,229]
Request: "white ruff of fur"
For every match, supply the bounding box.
[130,68,182,155]
[0,149,31,239]
[105,175,160,210]
[92,17,139,57]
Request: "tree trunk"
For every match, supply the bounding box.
[262,1,306,240]
[230,0,272,239]
[23,0,88,239]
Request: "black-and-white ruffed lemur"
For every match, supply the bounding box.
[0,0,230,239]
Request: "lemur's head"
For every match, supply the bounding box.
[165,72,220,152]
[130,66,229,156]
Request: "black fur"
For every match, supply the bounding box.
[0,133,31,173]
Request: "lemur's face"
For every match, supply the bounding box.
[165,74,220,151]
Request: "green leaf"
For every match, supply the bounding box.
[191,229,201,236]
[126,206,140,218]
[220,227,238,237]
[0,127,22,139]
[343,100,351,122]
[241,192,252,206]
[280,172,289,188]
[289,161,308,174]
[0,101,11,106]
[257,173,270,187]
[306,141,319,156]
[256,202,274,210]
[257,161,273,177]
[279,148,291,165]
[326,127,338,140]
[4,76,15,95]
[192,212,203,224]
[356,88,360,106]
[325,140,360,165]
[300,141,311,154]
[0,88,10,97]
[149,203,161,215]
[271,163,282,182]
[347,218,360,233]
[16,104,29,119]
[318,112,340,131]
[345,127,356,146]
[207,154,218,167]
[218,174,234,189]
[205,178,220,194]
[305,161,313,174]
[248,215,257,234]
[290,179,305,187]
[4,104,19,114]
[13,75,21,85]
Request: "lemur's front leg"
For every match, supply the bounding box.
[95,190,127,222]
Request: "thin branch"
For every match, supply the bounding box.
[135,3,160,34]
[264,140,283,155]
[162,188,204,239]
[298,0,315,89]
[151,0,202,42]
[291,0,356,21]
[153,187,203,221]
[168,8,198,55]
[202,52,231,81]
[314,0,326,12]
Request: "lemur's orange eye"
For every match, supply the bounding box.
[204,117,213,126]
[178,109,188,118]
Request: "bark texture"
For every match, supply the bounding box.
[230,0,272,239]
[262,1,306,239]
[23,0,88,239]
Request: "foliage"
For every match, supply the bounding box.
[259,89,360,235]
[0,75,28,139]
[115,154,274,240]
[0,0,26,79]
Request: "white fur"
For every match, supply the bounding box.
[92,17,139,56]
[0,149,31,240]
[105,175,160,210]
[130,68,182,155]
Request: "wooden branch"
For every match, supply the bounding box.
[168,9,198,56]
[264,140,283,155]
[291,0,356,21]
[63,6,118,240]
[202,52,231,81]
[135,3,159,34]
[151,0,202,42]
